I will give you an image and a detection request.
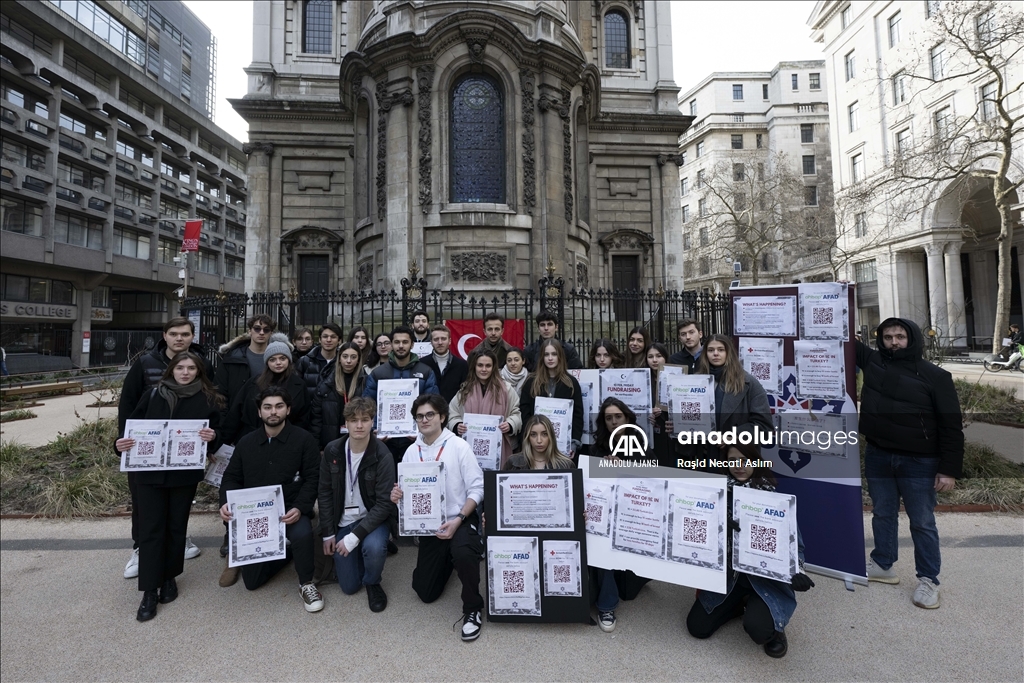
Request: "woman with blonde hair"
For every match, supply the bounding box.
[447,349,522,469]
[503,415,575,471]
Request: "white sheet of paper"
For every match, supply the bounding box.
[569,369,600,444]
[600,368,654,446]
[733,295,797,337]
[543,540,582,597]
[227,485,286,568]
[658,365,686,406]
[799,282,849,340]
[776,411,852,458]
[611,478,668,560]
[164,420,208,469]
[122,420,167,471]
[732,487,798,583]
[376,378,419,438]
[664,374,716,435]
[583,478,614,537]
[487,536,541,616]
[203,444,235,487]
[496,472,574,531]
[397,461,447,536]
[738,337,784,394]
[667,481,726,571]
[533,396,573,454]
[793,340,846,399]
[412,341,433,358]
[463,412,502,471]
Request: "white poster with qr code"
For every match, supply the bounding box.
[533,397,573,454]
[793,340,846,400]
[121,419,208,471]
[583,480,614,537]
[542,540,582,597]
[732,487,798,583]
[798,282,848,340]
[203,444,235,487]
[667,482,726,571]
[463,413,502,471]
[664,374,716,434]
[738,337,784,394]
[487,536,541,617]
[226,485,286,568]
[376,379,419,438]
[396,461,447,535]
[164,420,208,468]
[569,369,600,444]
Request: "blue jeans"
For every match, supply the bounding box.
[594,568,619,612]
[864,444,941,583]
[332,521,389,594]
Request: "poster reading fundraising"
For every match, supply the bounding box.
[667,481,726,571]
[600,368,654,445]
[487,536,542,617]
[732,487,798,583]
[798,282,849,340]
[738,337,784,394]
[733,296,797,337]
[611,479,668,560]
[793,340,846,399]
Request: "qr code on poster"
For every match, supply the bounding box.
[471,438,489,457]
[682,516,708,545]
[176,441,196,458]
[584,503,603,524]
[677,401,702,421]
[411,493,431,516]
[550,422,561,439]
[750,523,778,554]
[812,307,833,326]
[389,404,406,421]
[553,564,571,584]
[502,569,525,595]
[246,515,270,541]
[750,362,772,381]
[137,441,156,456]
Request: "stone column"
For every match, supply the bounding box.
[71,289,92,369]
[658,155,684,290]
[537,83,569,278]
[923,242,949,338]
[970,250,998,345]
[944,241,967,348]
[242,142,274,292]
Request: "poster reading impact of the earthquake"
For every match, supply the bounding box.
[733,296,797,337]
[376,379,419,438]
[732,487,798,583]
[798,282,849,340]
[667,481,726,571]
[793,340,846,399]
[569,369,600,445]
[542,540,582,597]
[738,337,784,394]
[611,478,669,560]
[487,536,542,617]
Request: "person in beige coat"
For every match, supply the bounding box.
[447,349,522,468]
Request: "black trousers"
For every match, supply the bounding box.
[686,574,776,644]
[241,514,315,590]
[412,513,484,613]
[128,472,139,547]
[135,481,198,592]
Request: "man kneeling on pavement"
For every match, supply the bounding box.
[219,386,325,612]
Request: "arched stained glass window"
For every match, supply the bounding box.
[450,74,505,204]
[604,10,630,69]
[303,0,332,54]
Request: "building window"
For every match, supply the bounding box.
[450,74,505,203]
[895,128,912,157]
[731,134,743,150]
[699,256,710,275]
[926,1,941,19]
[689,99,697,117]
[757,163,765,181]
[800,124,813,144]
[683,231,691,249]
[853,258,876,281]
[1,275,75,304]
[604,10,630,69]
[755,134,763,149]
[158,238,181,264]
[791,74,799,91]
[680,150,687,166]
[804,186,818,206]
[3,140,46,171]
[888,12,902,47]
[841,5,852,28]
[113,227,151,260]
[54,210,103,249]
[680,177,689,196]
[809,72,821,90]
[225,256,244,279]
[696,141,704,158]
[1,83,49,116]
[303,0,332,54]
[732,114,745,123]
[980,81,998,120]
[733,163,745,181]
[1,197,43,236]
[851,154,864,183]
[196,249,219,274]
[802,155,816,175]
[892,71,907,104]
[848,101,860,132]
[115,180,151,206]
[696,169,706,188]
[762,83,769,99]
[735,192,747,211]
[698,200,708,219]
[976,9,995,46]
[854,212,868,238]
[930,44,948,80]
[732,84,744,100]
[844,51,856,81]
[934,105,953,137]
[58,160,104,192]
[682,205,690,224]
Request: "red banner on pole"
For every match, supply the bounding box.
[182,220,203,252]
[445,319,526,360]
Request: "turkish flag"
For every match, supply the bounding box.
[445,319,526,360]
[182,220,203,252]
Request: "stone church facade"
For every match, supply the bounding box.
[233,0,689,296]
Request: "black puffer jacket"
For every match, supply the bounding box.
[117,340,207,438]
[296,346,335,405]
[220,373,308,445]
[856,317,964,477]
[214,334,254,415]
[318,434,397,541]
[309,370,365,450]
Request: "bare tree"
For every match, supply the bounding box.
[864,0,1023,352]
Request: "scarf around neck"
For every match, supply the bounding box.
[464,382,512,464]
[157,377,203,415]
[500,365,528,392]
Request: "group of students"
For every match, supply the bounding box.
[114,311,808,657]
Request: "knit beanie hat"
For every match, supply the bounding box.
[263,332,293,362]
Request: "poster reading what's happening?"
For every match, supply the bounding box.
[733,296,797,337]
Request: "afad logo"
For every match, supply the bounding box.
[609,424,649,458]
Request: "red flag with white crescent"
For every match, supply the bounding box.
[445,319,526,360]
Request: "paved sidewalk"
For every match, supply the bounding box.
[944,363,1024,399]
[0,391,117,448]
[1,512,1021,682]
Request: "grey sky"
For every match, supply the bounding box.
[185,1,824,143]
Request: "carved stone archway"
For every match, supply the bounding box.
[280,226,344,290]
[598,228,655,264]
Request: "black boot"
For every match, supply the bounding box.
[764,630,788,658]
[137,590,159,622]
[159,577,178,604]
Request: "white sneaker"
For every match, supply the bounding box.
[912,577,940,609]
[124,548,140,579]
[300,582,324,613]
[184,537,201,560]
[867,560,900,584]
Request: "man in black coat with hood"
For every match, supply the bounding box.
[856,317,963,610]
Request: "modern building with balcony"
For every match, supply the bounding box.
[1,0,248,371]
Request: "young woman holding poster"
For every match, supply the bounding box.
[220,335,307,444]
[447,350,522,468]
[694,334,773,460]
[114,352,223,622]
[686,442,814,658]
[310,342,366,450]
[625,327,651,368]
[588,339,625,369]
[645,342,673,461]
[518,339,584,458]
[503,415,575,471]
